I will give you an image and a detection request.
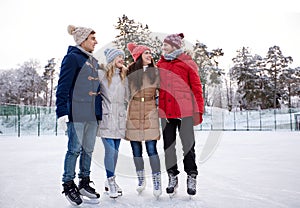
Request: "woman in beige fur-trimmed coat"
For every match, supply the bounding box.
[125,42,161,198]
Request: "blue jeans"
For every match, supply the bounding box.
[102,138,121,178]
[62,121,98,183]
[130,140,160,173]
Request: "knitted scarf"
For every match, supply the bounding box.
[164,48,184,61]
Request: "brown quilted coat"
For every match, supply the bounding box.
[125,69,160,141]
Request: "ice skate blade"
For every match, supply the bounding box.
[104,191,120,199]
[105,186,122,196]
[188,195,194,200]
[79,189,99,199]
[104,190,122,196]
[65,195,83,206]
[155,195,160,200]
[82,196,100,204]
[168,190,177,199]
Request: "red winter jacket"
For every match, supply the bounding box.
[157,53,204,118]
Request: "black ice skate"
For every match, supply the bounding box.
[78,176,100,199]
[166,173,178,196]
[62,180,83,206]
[187,174,197,196]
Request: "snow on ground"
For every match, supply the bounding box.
[1,131,300,208]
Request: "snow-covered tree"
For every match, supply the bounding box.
[192,41,224,107]
[264,45,293,108]
[17,60,44,105]
[113,14,162,64]
[279,67,300,108]
[230,47,262,109]
[0,69,18,104]
[224,73,235,111]
[42,58,56,107]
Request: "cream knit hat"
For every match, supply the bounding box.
[67,25,94,45]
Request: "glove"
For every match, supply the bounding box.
[193,112,203,126]
[57,115,69,131]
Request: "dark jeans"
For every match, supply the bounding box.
[130,140,161,174]
[161,117,198,176]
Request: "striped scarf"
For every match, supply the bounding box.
[164,49,184,61]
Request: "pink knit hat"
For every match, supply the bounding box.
[164,33,184,49]
[127,42,150,61]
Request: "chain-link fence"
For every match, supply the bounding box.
[0,104,299,137]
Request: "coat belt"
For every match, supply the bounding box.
[132,96,155,102]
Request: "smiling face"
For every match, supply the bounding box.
[162,42,177,55]
[113,55,124,68]
[141,50,152,66]
[80,33,98,53]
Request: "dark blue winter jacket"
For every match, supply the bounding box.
[56,46,102,122]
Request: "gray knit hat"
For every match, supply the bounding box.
[67,25,94,45]
[104,48,125,64]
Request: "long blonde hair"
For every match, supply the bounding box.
[105,59,127,86]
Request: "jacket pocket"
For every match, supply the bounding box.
[119,112,126,129]
[175,91,193,113]
[99,113,110,129]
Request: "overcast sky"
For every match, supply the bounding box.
[0,0,299,70]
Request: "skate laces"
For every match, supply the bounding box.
[152,172,161,190]
[187,175,196,189]
[70,187,81,199]
[108,176,117,192]
[106,179,122,192]
[168,174,178,188]
[63,186,81,200]
[137,171,145,186]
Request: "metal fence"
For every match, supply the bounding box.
[0,104,300,137]
[0,104,58,137]
[196,106,300,131]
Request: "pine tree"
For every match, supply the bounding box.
[17,60,43,106]
[279,67,300,108]
[113,14,162,65]
[230,47,263,110]
[192,41,224,107]
[264,46,293,108]
[0,70,18,104]
[42,58,56,107]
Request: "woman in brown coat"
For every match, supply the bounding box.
[126,42,161,198]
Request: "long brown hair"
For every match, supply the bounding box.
[127,56,157,91]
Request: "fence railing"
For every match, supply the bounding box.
[0,104,58,137]
[195,106,300,131]
[0,104,300,137]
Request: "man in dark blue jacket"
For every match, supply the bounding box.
[56,25,102,206]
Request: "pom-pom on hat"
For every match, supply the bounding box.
[104,48,125,64]
[127,42,150,62]
[67,25,94,45]
[163,33,184,49]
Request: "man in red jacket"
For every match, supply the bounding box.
[157,33,204,196]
